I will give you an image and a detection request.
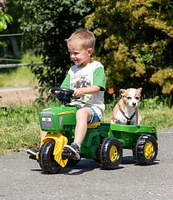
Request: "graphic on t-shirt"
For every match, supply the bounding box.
[70,76,91,90]
[71,76,92,102]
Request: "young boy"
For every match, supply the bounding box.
[27,28,106,160]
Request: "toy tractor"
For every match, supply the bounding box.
[36,87,158,174]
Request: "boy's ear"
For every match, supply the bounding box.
[87,48,94,55]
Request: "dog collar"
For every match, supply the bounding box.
[118,103,136,125]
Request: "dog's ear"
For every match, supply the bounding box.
[119,89,126,96]
[137,88,142,94]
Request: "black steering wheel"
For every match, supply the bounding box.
[50,87,74,104]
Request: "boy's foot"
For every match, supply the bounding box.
[27,147,40,160]
[63,143,80,160]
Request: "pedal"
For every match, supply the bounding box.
[29,154,37,160]
[62,150,79,160]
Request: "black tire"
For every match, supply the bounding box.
[39,140,62,174]
[100,137,123,169]
[133,134,158,165]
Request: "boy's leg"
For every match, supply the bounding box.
[63,106,103,160]
[63,107,92,160]
[27,130,47,159]
[40,130,47,141]
[74,107,92,145]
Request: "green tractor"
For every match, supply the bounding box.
[36,87,158,174]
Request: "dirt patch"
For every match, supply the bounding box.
[0,88,40,107]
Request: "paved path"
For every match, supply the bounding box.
[0,87,39,106]
[0,87,38,92]
[0,128,173,200]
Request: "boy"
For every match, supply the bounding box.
[27,28,106,160]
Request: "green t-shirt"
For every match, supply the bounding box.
[61,61,106,111]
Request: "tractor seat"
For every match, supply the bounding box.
[87,122,100,128]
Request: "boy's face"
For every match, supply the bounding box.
[68,43,93,68]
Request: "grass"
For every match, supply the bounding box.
[0,51,40,88]
[0,67,38,88]
[0,104,40,155]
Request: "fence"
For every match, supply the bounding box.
[0,33,23,66]
[0,33,42,69]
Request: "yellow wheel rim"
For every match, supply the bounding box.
[109,145,118,162]
[144,141,154,159]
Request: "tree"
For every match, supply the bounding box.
[85,0,173,97]
[18,0,93,89]
[0,0,13,46]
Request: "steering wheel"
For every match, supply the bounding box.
[50,87,74,104]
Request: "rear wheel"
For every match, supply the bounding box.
[133,134,158,165]
[100,137,123,169]
[39,140,62,174]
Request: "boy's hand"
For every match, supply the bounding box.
[73,86,100,97]
[74,88,85,98]
[48,89,56,97]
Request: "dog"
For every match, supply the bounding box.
[111,88,142,125]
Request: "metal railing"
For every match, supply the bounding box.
[0,63,42,69]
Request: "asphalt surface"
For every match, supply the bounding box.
[0,128,173,200]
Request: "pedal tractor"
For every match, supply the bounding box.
[36,87,158,174]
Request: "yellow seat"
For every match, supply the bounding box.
[87,122,100,128]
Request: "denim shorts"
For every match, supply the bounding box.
[71,102,103,124]
[85,106,103,124]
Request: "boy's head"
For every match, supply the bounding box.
[66,29,96,67]
[66,28,96,50]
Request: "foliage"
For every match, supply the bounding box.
[0,9,13,46]
[150,68,173,94]
[85,0,173,97]
[17,0,93,90]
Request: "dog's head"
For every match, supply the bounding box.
[119,88,142,108]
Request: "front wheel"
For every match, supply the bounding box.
[39,140,62,174]
[133,134,158,165]
[100,137,123,169]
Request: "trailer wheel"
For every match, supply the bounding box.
[39,140,62,174]
[133,134,158,165]
[100,137,123,169]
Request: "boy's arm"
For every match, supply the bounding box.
[60,73,70,88]
[74,86,100,97]
[93,65,106,91]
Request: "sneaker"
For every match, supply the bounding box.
[27,147,39,160]
[63,143,80,160]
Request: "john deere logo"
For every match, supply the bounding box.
[151,127,155,131]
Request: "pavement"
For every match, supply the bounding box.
[0,128,173,200]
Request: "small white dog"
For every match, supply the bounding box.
[111,88,142,125]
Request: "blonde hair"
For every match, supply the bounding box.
[66,28,96,50]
